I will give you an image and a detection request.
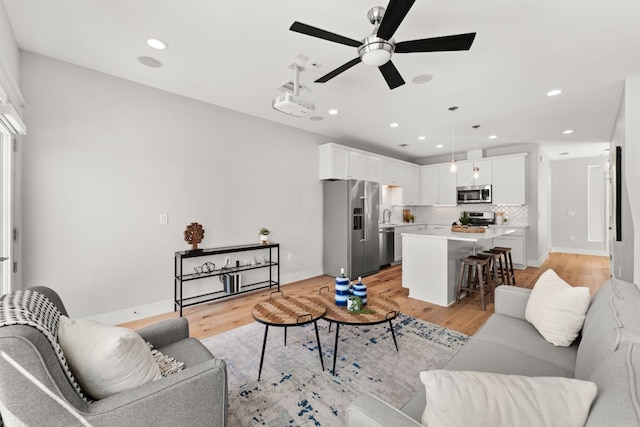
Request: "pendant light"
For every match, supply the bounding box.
[448,106,458,173]
[472,124,480,180]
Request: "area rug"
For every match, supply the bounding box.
[201,313,468,426]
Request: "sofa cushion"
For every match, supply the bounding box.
[420,370,597,427]
[611,278,640,301]
[585,342,640,427]
[443,338,575,378]
[474,314,578,372]
[525,269,591,347]
[58,316,162,400]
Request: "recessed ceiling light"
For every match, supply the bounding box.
[328,109,339,115]
[390,122,399,128]
[309,116,324,121]
[398,143,410,147]
[604,148,610,151]
[488,135,497,140]
[418,136,426,140]
[436,144,444,148]
[137,56,163,68]
[146,38,168,50]
[563,129,574,134]
[559,152,570,156]
[546,89,563,97]
[412,74,433,84]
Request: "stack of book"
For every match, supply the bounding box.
[221,273,242,293]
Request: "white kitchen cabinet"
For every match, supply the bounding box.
[364,155,382,183]
[421,164,457,206]
[394,230,403,262]
[493,228,527,269]
[419,165,439,205]
[348,152,381,182]
[349,151,365,180]
[438,164,458,205]
[382,159,403,186]
[493,155,526,205]
[457,160,493,187]
[402,164,420,205]
[319,143,349,180]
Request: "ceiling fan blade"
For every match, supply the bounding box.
[315,57,362,83]
[377,0,416,41]
[290,22,361,48]
[379,61,405,90]
[395,32,477,53]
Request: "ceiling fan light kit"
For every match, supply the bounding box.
[289,0,476,90]
[358,37,394,66]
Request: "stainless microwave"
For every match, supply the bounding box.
[457,185,492,204]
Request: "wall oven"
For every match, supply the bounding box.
[457,185,492,204]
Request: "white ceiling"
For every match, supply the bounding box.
[4,0,638,162]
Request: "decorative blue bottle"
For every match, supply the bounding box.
[352,276,367,305]
[335,268,350,306]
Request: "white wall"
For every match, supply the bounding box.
[20,52,328,318]
[626,76,640,283]
[0,1,21,109]
[551,156,608,255]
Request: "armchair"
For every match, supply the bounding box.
[0,286,228,426]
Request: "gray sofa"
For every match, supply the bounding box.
[0,286,228,426]
[347,278,640,426]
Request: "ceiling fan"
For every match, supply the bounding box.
[289,0,476,90]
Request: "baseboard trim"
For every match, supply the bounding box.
[551,247,609,257]
[527,251,550,268]
[84,299,175,326]
[83,266,325,325]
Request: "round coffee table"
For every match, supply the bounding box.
[252,292,326,381]
[317,288,400,376]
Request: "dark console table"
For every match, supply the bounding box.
[174,243,280,316]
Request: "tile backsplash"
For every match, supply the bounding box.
[381,204,528,226]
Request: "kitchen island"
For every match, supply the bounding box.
[401,227,516,307]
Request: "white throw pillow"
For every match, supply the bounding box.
[420,370,597,427]
[58,315,161,399]
[525,269,591,346]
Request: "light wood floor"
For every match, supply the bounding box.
[120,253,611,338]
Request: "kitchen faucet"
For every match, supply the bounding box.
[383,209,391,224]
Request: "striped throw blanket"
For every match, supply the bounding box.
[0,289,89,402]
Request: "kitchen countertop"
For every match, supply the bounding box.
[379,222,428,229]
[380,222,528,229]
[401,227,516,242]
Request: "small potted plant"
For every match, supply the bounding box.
[259,228,270,244]
[459,211,470,226]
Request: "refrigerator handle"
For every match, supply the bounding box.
[361,196,367,242]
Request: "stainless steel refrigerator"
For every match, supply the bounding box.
[323,180,380,279]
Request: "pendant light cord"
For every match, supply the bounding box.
[449,106,458,172]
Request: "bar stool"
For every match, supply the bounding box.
[477,251,505,287]
[456,256,494,311]
[488,247,516,285]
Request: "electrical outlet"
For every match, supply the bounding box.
[159,213,168,224]
[287,253,293,262]
[570,235,575,241]
[567,211,575,217]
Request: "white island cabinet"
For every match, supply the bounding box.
[401,227,516,306]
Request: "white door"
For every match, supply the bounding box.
[0,125,12,294]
